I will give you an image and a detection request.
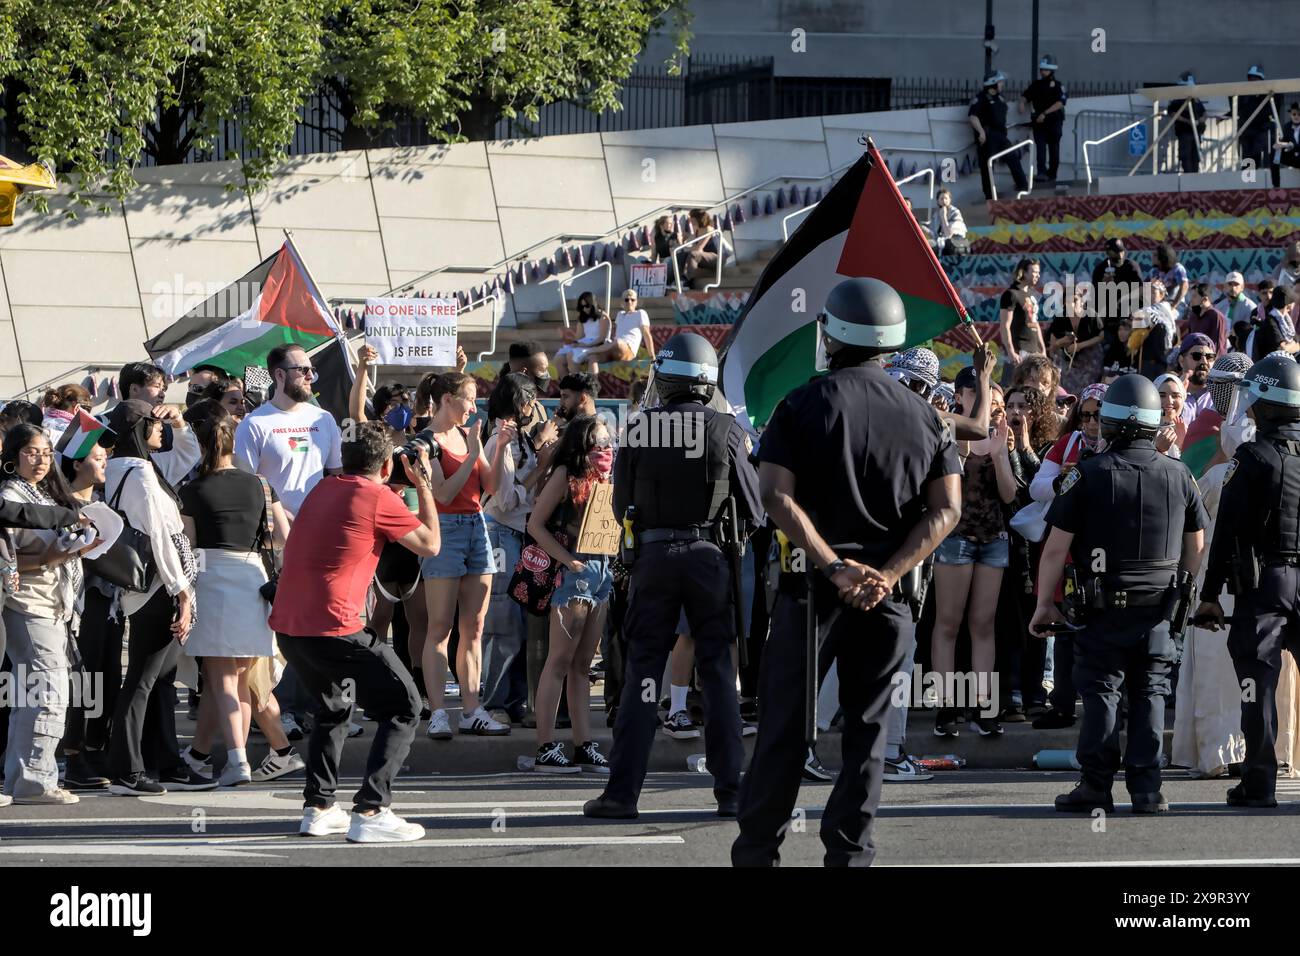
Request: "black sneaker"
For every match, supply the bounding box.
[802,747,834,782]
[1032,710,1076,730]
[662,710,701,740]
[999,705,1027,723]
[1226,783,1278,809]
[574,741,611,775]
[970,714,1004,736]
[534,742,580,775]
[109,773,167,796]
[933,707,960,738]
[159,768,219,791]
[63,753,110,790]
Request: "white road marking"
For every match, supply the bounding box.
[0,843,280,859]
[0,834,684,856]
[135,792,590,811]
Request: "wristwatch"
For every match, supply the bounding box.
[823,559,847,580]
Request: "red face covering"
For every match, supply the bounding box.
[588,446,614,478]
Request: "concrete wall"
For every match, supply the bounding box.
[645,0,1300,87]
[0,90,1148,396]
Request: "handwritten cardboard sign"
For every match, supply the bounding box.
[576,482,620,556]
[363,297,458,366]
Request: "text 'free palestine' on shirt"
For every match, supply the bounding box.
[233,402,343,517]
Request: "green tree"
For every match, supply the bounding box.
[2,0,324,209]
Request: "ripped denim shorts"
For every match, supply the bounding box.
[552,556,613,609]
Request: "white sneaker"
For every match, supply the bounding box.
[300,804,351,836]
[427,709,453,740]
[180,746,213,778]
[347,807,425,844]
[0,793,10,808]
[281,714,305,741]
[459,706,510,736]
[347,721,365,738]
[14,788,79,805]
[252,749,305,782]
[218,761,253,787]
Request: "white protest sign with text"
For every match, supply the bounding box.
[364,298,458,366]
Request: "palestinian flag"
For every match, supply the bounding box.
[720,144,973,431]
[144,239,339,377]
[55,409,111,461]
[1182,408,1223,478]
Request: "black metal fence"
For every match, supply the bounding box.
[0,59,1139,168]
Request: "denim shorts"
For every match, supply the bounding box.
[553,556,613,609]
[420,512,497,579]
[934,532,1009,568]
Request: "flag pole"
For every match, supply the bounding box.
[283,229,356,384]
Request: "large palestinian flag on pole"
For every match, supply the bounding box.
[721,144,972,431]
[144,239,339,377]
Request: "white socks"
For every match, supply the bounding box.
[670,685,689,715]
[228,747,248,768]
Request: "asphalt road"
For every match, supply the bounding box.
[3,770,1299,867]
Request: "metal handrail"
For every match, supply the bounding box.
[463,289,505,362]
[671,229,724,294]
[1128,98,1191,177]
[988,139,1035,200]
[896,167,936,224]
[781,203,817,240]
[11,363,125,403]
[558,262,613,331]
[1083,118,1146,192]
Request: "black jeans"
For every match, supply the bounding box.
[1072,608,1174,795]
[63,587,123,755]
[109,588,182,779]
[1228,564,1300,798]
[734,587,909,867]
[277,630,420,813]
[606,540,743,807]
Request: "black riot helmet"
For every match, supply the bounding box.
[1239,354,1300,429]
[652,332,719,403]
[816,277,908,370]
[1098,373,1162,442]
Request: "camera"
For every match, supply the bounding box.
[394,428,441,463]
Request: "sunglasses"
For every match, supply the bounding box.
[1188,351,1215,362]
[278,364,319,383]
[1078,411,1100,421]
[1055,398,1074,408]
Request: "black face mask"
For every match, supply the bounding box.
[1191,302,1204,315]
[533,373,551,393]
[185,389,204,408]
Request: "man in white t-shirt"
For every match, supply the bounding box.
[234,345,343,517]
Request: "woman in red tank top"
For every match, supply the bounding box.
[418,373,513,738]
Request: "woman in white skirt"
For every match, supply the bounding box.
[180,415,289,786]
[553,291,611,377]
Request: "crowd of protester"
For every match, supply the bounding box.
[3,230,1300,811]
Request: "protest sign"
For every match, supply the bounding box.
[364,298,458,366]
[576,482,620,555]
[630,262,667,298]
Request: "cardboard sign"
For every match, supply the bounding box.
[630,262,667,299]
[576,482,620,556]
[363,297,458,366]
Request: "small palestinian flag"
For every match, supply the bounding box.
[286,436,311,454]
[720,144,972,431]
[55,409,111,461]
[144,239,340,377]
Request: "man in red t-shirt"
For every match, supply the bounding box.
[270,421,441,844]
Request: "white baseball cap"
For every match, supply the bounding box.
[1225,271,1245,285]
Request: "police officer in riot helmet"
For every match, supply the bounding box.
[583,332,761,820]
[1031,373,1208,814]
[1196,354,1300,808]
[969,70,1029,201]
[732,277,963,866]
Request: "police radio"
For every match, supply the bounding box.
[620,505,637,567]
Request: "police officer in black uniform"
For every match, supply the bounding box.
[1239,65,1277,176]
[1167,72,1207,174]
[731,278,962,867]
[583,332,761,820]
[1195,354,1300,809]
[970,70,1029,201]
[1020,54,1067,183]
[1031,374,1208,814]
